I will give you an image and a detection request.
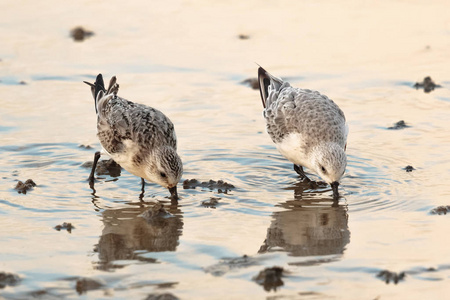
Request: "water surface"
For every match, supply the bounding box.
[1,0,450,299]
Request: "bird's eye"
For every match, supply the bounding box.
[321,166,326,173]
[160,172,167,178]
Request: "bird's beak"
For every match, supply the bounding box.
[168,185,179,201]
[331,181,339,201]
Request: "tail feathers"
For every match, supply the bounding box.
[96,90,105,107]
[83,74,106,113]
[83,74,121,114]
[106,76,119,96]
[93,74,105,103]
[257,67,284,108]
[258,67,270,108]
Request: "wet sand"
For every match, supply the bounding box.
[1,0,450,299]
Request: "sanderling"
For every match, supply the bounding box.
[84,74,183,201]
[257,67,348,200]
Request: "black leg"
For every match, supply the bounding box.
[88,151,101,186]
[293,164,311,182]
[139,178,145,201]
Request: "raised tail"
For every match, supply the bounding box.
[83,74,106,113]
[257,66,284,108]
[84,74,120,114]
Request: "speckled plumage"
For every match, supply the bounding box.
[97,93,177,163]
[264,86,347,149]
[84,74,182,200]
[258,67,348,199]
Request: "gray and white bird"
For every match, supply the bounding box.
[84,74,183,200]
[258,67,348,200]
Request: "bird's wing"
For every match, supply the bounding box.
[98,97,177,155]
[266,88,347,147]
[258,67,288,108]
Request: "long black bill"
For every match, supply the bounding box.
[331,181,340,201]
[168,186,179,201]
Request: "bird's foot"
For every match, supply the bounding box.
[88,176,106,188]
[293,165,312,182]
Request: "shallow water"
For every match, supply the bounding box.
[1,0,450,299]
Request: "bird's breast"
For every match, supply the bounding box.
[276,132,313,169]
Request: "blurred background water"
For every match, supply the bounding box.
[1,0,450,299]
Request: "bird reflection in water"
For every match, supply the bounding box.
[93,201,183,271]
[259,182,350,257]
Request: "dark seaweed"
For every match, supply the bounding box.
[201,197,221,208]
[413,76,441,93]
[388,120,410,130]
[376,270,405,284]
[253,266,285,292]
[54,222,75,233]
[241,78,259,90]
[404,165,415,172]
[183,179,235,193]
[430,206,450,215]
[75,277,103,294]
[71,27,94,42]
[0,272,21,289]
[145,293,180,300]
[82,158,122,177]
[14,179,36,194]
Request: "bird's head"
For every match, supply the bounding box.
[146,147,183,200]
[311,143,347,197]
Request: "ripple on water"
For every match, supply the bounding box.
[0,142,105,209]
[345,152,425,214]
[0,141,423,216]
[0,142,85,169]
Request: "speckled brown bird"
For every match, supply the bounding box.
[84,74,182,200]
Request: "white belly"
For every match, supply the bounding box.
[276,133,314,170]
[102,140,148,179]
